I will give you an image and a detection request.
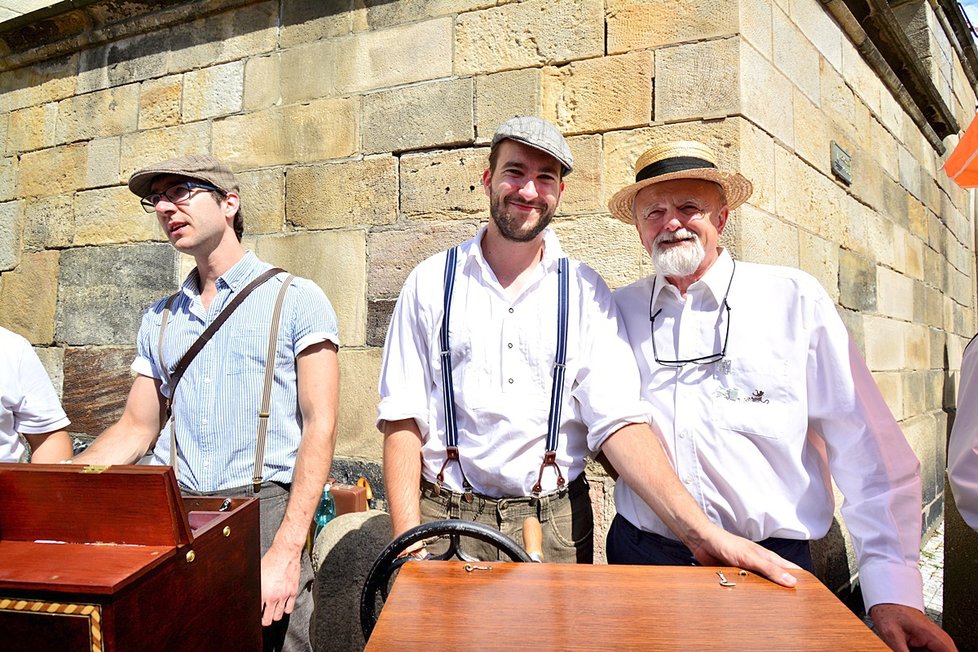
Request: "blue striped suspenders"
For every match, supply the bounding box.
[434,246,571,500]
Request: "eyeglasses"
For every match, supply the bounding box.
[648,259,736,368]
[140,182,219,213]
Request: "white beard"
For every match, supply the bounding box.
[652,228,706,278]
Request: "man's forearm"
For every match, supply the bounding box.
[26,430,73,463]
[74,421,157,465]
[601,422,717,547]
[269,422,334,557]
[383,419,423,538]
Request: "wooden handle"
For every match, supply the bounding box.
[523,516,544,562]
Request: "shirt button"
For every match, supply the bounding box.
[201,419,208,426]
[204,377,211,384]
[683,475,692,484]
[508,378,514,384]
[507,343,514,349]
[679,431,686,439]
[508,307,514,314]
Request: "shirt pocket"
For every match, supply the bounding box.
[228,327,272,376]
[712,358,797,440]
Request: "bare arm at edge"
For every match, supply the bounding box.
[74,374,166,465]
[383,418,424,539]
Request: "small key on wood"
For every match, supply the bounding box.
[464,564,492,572]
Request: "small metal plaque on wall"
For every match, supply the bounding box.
[831,141,852,185]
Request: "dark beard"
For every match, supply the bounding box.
[489,191,555,243]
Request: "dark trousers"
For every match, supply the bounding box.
[184,482,314,652]
[606,513,814,572]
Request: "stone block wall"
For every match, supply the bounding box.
[1,0,975,590]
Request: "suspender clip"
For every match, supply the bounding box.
[532,451,565,498]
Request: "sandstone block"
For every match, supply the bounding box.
[22,194,73,251]
[280,0,365,48]
[182,61,244,122]
[362,79,472,154]
[165,2,277,73]
[904,234,925,280]
[656,38,740,123]
[119,122,211,180]
[19,144,88,197]
[56,244,178,346]
[368,223,480,299]
[905,322,931,371]
[73,186,160,246]
[560,134,603,215]
[791,88,831,176]
[738,120,777,214]
[789,0,843,70]
[56,85,139,144]
[897,144,922,201]
[0,55,77,113]
[255,231,367,346]
[7,103,57,154]
[551,215,648,289]
[243,53,281,110]
[820,59,855,129]
[62,346,135,436]
[367,299,397,348]
[214,97,358,168]
[773,5,820,104]
[279,41,337,106]
[735,204,799,267]
[237,167,284,235]
[799,231,839,301]
[287,157,397,228]
[740,0,773,56]
[335,348,383,460]
[838,250,876,312]
[543,51,652,134]
[607,0,738,54]
[876,267,914,322]
[863,315,906,371]
[364,0,490,30]
[33,346,64,399]
[400,148,486,220]
[76,34,168,93]
[0,250,60,344]
[85,137,121,188]
[0,200,21,271]
[335,18,453,94]
[475,69,541,142]
[455,0,603,76]
[740,39,794,146]
[842,39,881,116]
[774,147,845,242]
[901,412,938,495]
[0,157,14,203]
[138,75,183,130]
[872,371,904,420]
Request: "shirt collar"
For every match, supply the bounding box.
[651,247,733,309]
[182,251,262,297]
[463,225,565,276]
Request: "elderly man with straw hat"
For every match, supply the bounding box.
[607,140,954,651]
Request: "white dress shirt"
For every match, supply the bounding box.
[613,249,924,611]
[378,227,651,498]
[949,335,978,531]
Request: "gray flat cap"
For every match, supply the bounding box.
[128,154,240,198]
[491,116,573,175]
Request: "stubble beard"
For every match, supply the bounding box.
[489,190,555,243]
[652,228,706,278]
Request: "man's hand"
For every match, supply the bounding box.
[869,603,956,652]
[686,524,800,588]
[260,544,302,627]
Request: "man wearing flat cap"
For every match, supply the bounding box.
[379,117,803,582]
[76,154,339,652]
[608,141,954,651]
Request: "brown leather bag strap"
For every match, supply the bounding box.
[165,267,285,416]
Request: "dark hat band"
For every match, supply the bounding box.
[635,156,717,183]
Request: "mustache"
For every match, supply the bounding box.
[654,228,698,245]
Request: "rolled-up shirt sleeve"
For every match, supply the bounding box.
[377,264,435,436]
[572,266,653,453]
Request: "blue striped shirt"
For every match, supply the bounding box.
[132,251,339,492]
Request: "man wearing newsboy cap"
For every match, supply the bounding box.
[378,117,802,582]
[608,141,954,651]
[76,154,340,652]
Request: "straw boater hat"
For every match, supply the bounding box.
[608,141,753,224]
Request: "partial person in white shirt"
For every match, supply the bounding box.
[607,140,954,652]
[949,335,978,532]
[0,326,72,464]
[379,116,799,584]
